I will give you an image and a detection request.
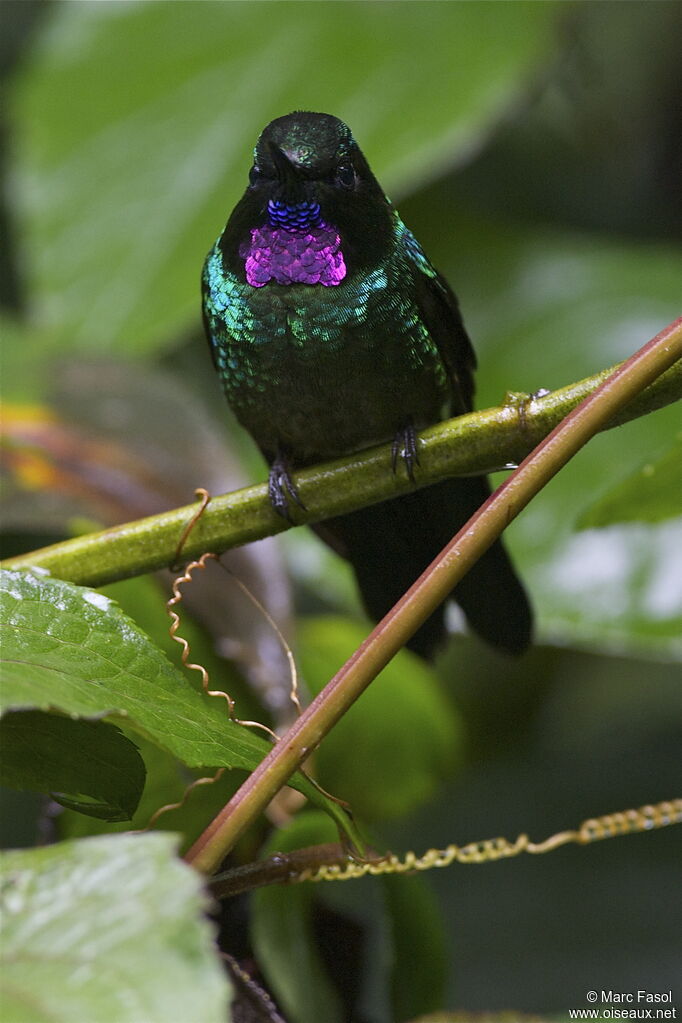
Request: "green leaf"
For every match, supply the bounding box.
[10,1,558,358]
[0,833,230,1023]
[0,569,355,840]
[316,867,448,1021]
[0,711,145,821]
[252,810,448,1021]
[53,729,255,859]
[576,435,682,529]
[0,317,62,403]
[251,812,345,1023]
[56,731,191,839]
[298,617,463,821]
[100,576,258,723]
[0,568,271,769]
[382,874,448,1019]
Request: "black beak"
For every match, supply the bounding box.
[267,141,305,202]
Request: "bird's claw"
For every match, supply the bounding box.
[391,421,420,482]
[268,455,306,522]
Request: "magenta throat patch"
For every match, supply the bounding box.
[241,223,347,287]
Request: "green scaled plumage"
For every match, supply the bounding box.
[202,111,532,656]
[203,211,454,465]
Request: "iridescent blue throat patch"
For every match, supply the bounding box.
[267,198,322,231]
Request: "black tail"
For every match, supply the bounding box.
[313,476,533,658]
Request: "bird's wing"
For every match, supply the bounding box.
[398,217,477,414]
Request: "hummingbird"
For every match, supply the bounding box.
[202,111,532,657]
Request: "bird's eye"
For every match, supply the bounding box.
[335,161,355,189]
[248,165,261,186]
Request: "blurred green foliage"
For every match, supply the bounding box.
[298,617,462,821]
[3,0,680,653]
[1,2,681,1021]
[0,833,231,1022]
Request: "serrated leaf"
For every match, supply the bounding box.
[0,569,356,840]
[1,357,298,731]
[576,435,682,529]
[298,618,462,821]
[0,568,272,770]
[0,833,230,1023]
[10,1,557,356]
[0,711,145,821]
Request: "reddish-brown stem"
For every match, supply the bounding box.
[184,317,682,875]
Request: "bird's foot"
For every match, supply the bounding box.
[391,421,420,482]
[268,453,306,522]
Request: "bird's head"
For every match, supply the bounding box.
[221,112,394,283]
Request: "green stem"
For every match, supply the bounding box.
[3,351,681,586]
[184,317,682,874]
